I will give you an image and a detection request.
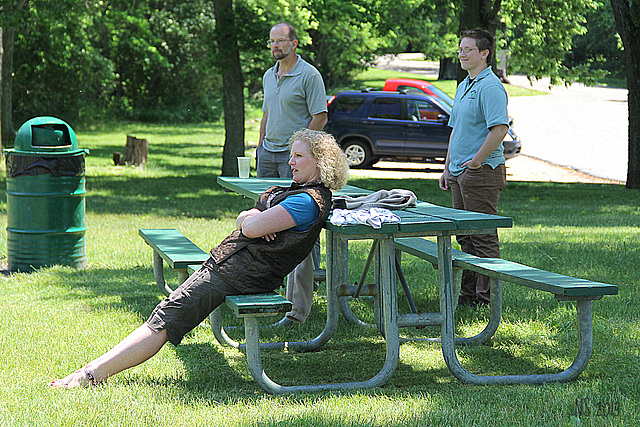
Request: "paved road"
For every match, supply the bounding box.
[377,55,629,182]
[507,75,628,182]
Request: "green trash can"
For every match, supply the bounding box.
[3,117,88,272]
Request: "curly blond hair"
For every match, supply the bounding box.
[289,129,349,191]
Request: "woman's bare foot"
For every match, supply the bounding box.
[50,368,99,389]
[49,325,167,389]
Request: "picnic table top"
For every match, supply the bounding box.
[217,176,513,235]
[217,177,372,199]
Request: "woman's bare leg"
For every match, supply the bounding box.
[51,324,168,388]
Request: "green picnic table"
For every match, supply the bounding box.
[215,177,516,392]
[138,177,616,394]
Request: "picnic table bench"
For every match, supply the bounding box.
[394,236,618,383]
[138,229,210,296]
[139,227,293,318]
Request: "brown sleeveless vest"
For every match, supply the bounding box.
[204,181,332,293]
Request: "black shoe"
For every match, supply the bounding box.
[457,295,476,307]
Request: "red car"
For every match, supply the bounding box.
[327,78,455,108]
[383,78,455,108]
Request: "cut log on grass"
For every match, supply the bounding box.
[120,135,148,167]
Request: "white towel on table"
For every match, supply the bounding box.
[332,189,417,210]
[330,207,401,229]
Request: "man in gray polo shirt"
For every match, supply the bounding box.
[258,22,328,177]
[258,22,328,324]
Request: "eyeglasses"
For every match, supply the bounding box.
[456,47,479,55]
[267,38,291,47]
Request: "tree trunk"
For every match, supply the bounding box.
[456,0,502,83]
[610,0,640,189]
[1,26,17,149]
[213,0,245,177]
[0,0,28,150]
[438,57,458,80]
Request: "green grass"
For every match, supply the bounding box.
[1,122,639,426]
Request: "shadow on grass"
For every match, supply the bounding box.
[164,320,587,405]
[171,336,462,403]
[116,341,259,396]
[29,264,615,404]
[86,174,249,218]
[36,266,165,320]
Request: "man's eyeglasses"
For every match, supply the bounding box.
[456,47,479,55]
[267,39,291,47]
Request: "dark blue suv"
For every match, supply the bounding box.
[325,90,521,168]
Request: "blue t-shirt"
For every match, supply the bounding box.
[279,193,320,231]
[448,66,509,176]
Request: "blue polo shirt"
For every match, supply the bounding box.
[448,66,509,176]
[280,193,319,232]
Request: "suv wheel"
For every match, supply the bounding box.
[342,140,374,168]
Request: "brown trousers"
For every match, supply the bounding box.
[447,164,506,304]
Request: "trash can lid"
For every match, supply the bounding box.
[4,116,87,156]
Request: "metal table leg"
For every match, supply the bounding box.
[153,252,179,296]
[242,236,400,394]
[438,234,594,384]
[339,241,378,327]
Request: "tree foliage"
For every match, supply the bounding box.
[500,0,606,85]
[565,1,625,80]
[375,0,609,84]
[234,0,392,91]
[376,0,460,80]
[10,0,222,125]
[12,0,115,125]
[0,0,633,147]
[305,0,382,88]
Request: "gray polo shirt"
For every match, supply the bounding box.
[262,55,327,152]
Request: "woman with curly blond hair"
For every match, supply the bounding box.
[52,131,349,388]
[275,130,350,325]
[292,129,349,191]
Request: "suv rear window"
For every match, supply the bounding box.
[331,96,365,116]
[368,98,402,120]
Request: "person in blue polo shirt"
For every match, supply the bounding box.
[439,29,510,307]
